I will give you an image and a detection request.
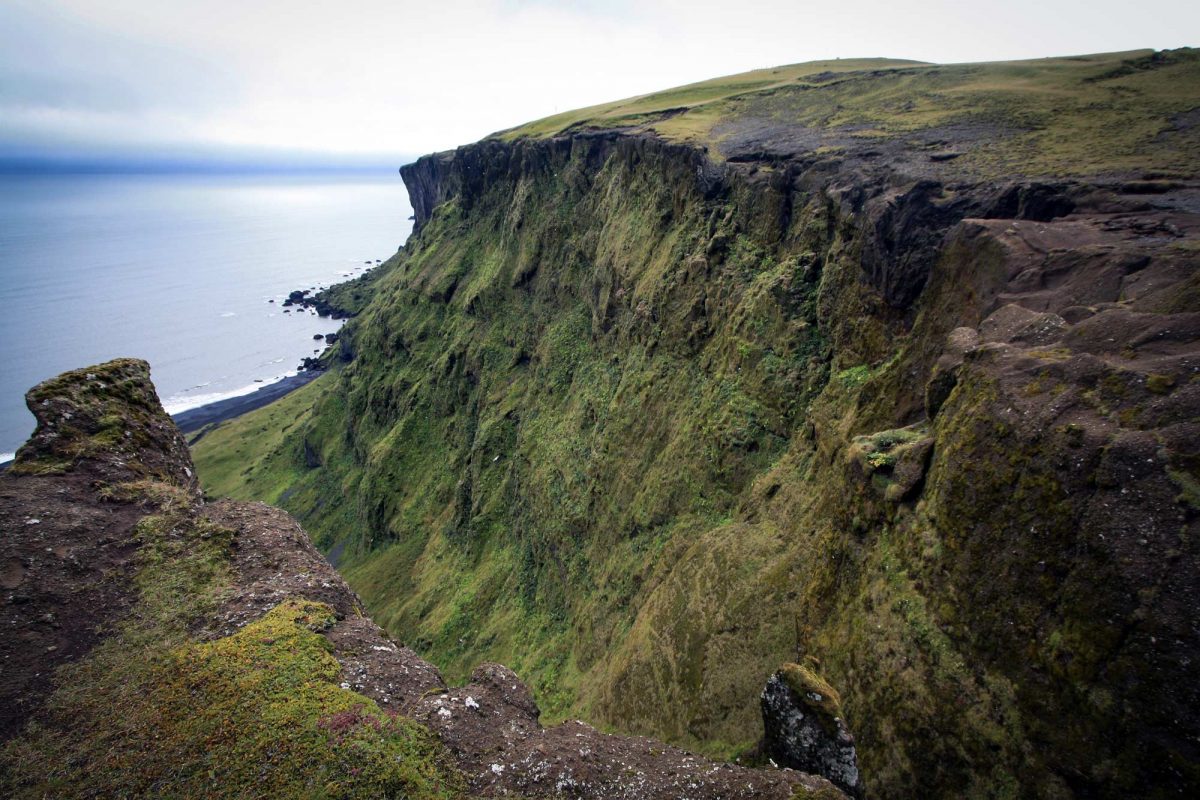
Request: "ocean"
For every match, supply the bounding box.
[0,171,413,459]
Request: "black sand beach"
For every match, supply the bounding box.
[171,369,323,435]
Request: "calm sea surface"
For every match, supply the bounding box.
[0,171,412,458]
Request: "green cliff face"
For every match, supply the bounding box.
[193,50,1200,798]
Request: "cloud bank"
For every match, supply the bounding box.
[2,0,1196,167]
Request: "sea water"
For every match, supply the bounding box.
[0,171,413,458]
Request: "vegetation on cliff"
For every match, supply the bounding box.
[193,50,1200,798]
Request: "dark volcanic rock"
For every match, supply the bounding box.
[11,358,197,491]
[761,662,863,798]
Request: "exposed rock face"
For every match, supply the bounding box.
[211,128,1200,797]
[762,663,863,798]
[0,360,841,798]
[11,358,198,490]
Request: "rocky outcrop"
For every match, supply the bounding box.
[10,358,198,489]
[0,360,842,798]
[762,662,863,798]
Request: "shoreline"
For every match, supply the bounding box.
[1,261,367,467]
[172,368,324,436]
[2,237,374,469]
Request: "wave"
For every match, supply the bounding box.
[162,372,297,415]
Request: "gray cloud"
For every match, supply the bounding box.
[0,2,236,113]
[2,0,1196,166]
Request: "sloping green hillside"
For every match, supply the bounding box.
[499,49,1200,177]
[194,50,1200,798]
[493,57,926,141]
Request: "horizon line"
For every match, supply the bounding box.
[0,153,419,176]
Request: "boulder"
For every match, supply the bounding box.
[761,661,863,798]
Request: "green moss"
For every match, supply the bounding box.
[780,660,843,720]
[792,784,850,800]
[1146,372,1176,394]
[836,364,874,387]
[866,450,897,469]
[1167,468,1200,511]
[3,602,461,799]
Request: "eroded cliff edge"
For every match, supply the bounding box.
[195,52,1200,797]
[0,358,842,798]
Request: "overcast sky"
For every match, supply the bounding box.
[2,0,1196,167]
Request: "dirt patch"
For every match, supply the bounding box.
[0,470,146,740]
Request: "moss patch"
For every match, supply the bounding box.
[781,661,844,721]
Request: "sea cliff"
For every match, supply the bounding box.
[191,50,1200,797]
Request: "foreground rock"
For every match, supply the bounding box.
[761,662,863,798]
[0,359,841,798]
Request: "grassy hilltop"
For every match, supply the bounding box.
[499,49,1200,177]
[194,49,1200,798]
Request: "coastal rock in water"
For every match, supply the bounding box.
[324,332,339,344]
[761,661,863,798]
[313,334,324,340]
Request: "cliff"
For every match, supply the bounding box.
[193,50,1200,797]
[0,359,842,798]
